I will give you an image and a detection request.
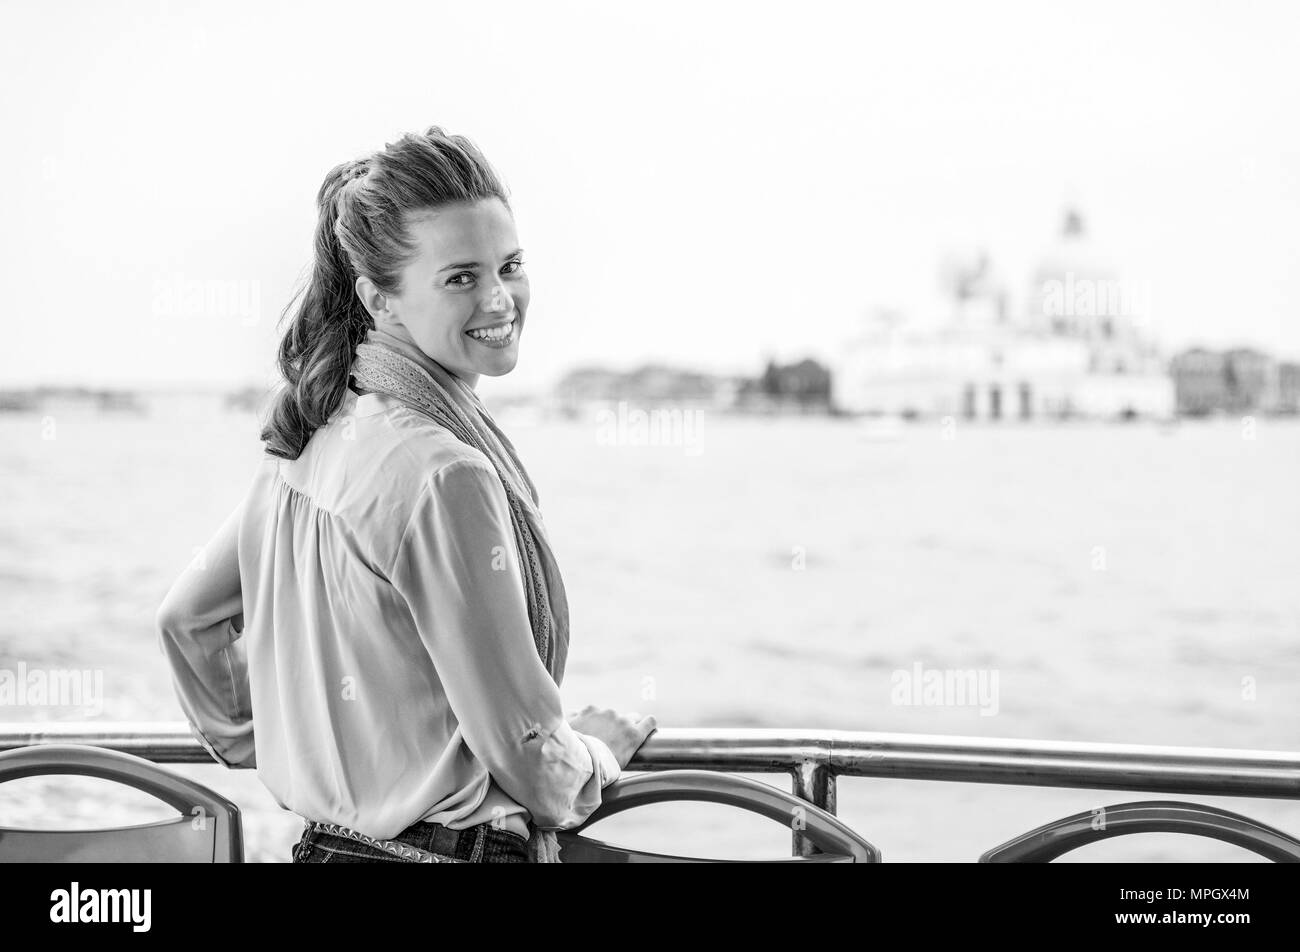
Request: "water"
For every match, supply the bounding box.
[1,409,1298,861]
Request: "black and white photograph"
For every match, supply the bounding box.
[0,0,1296,922]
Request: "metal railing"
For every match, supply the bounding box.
[3,722,1299,858]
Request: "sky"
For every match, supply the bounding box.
[2,0,1298,397]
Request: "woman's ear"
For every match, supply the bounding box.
[354,275,392,323]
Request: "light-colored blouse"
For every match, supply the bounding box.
[155,386,620,842]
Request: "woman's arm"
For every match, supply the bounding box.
[155,501,255,769]
[390,456,620,831]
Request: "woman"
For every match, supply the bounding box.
[156,126,657,863]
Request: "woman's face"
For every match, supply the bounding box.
[381,197,529,386]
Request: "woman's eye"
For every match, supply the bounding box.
[448,261,523,287]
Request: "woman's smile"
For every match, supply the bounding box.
[464,313,519,349]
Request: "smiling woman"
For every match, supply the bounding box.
[261,129,530,457]
[154,125,657,865]
[354,200,529,385]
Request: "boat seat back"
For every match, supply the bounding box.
[0,744,242,863]
[554,769,880,862]
[980,800,1300,862]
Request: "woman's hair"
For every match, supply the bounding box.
[261,125,511,460]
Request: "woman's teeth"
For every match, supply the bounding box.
[466,318,515,342]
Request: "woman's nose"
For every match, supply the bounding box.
[484,284,512,313]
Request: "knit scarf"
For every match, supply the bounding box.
[349,329,570,864]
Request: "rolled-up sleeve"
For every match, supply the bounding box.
[390,456,619,830]
[155,501,256,769]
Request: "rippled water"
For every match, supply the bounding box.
[1,409,1297,861]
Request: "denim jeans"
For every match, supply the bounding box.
[291,818,533,863]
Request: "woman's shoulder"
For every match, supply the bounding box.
[353,391,496,483]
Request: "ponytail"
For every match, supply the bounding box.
[261,161,371,459]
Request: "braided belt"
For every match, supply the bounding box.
[308,821,470,864]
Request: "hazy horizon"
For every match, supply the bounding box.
[4,0,1298,400]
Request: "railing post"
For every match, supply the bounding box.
[792,760,837,856]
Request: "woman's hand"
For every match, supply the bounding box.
[567,706,658,769]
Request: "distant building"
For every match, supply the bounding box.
[1,387,147,415]
[736,358,832,412]
[1279,363,1300,414]
[1223,348,1278,413]
[555,364,739,411]
[832,208,1174,420]
[553,366,625,404]
[0,391,38,412]
[1171,349,1230,416]
[1170,347,1288,416]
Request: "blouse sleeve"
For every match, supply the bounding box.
[389,456,620,831]
[155,500,256,769]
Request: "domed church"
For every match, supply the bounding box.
[832,208,1175,421]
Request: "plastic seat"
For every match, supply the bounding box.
[554,769,880,862]
[0,744,243,862]
[980,800,1300,863]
